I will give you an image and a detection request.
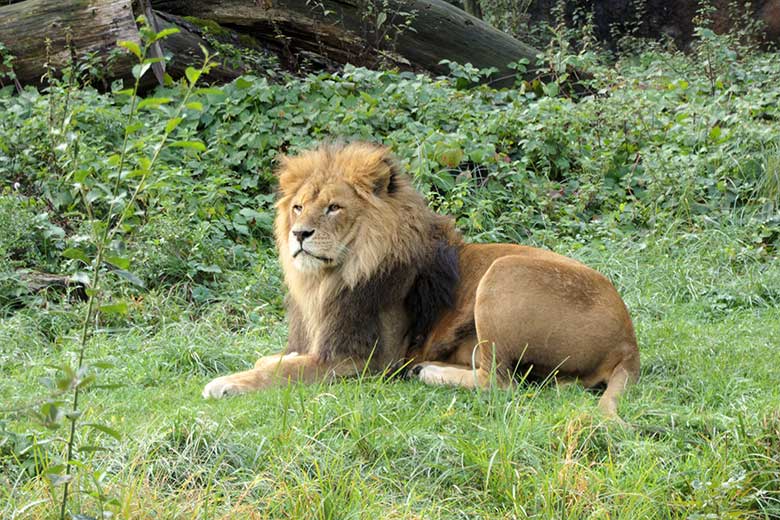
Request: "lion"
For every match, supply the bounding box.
[202,141,639,418]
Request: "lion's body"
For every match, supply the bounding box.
[203,142,639,418]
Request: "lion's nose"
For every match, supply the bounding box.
[292,228,315,242]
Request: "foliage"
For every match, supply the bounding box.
[1,18,219,518]
[0,13,780,518]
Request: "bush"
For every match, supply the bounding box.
[0,22,778,312]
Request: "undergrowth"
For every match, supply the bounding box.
[0,14,779,519]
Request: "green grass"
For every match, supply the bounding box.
[2,21,779,517]
[2,237,779,519]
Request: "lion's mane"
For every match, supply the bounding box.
[273,142,461,364]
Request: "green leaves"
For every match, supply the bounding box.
[235,77,253,90]
[165,117,184,134]
[185,66,201,86]
[105,255,131,270]
[169,140,207,152]
[117,40,142,59]
[137,97,172,110]
[98,301,129,315]
[132,62,151,80]
[62,247,90,265]
[83,423,122,442]
[150,27,181,43]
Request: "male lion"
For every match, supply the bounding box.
[203,142,639,417]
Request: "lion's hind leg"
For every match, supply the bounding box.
[596,349,640,419]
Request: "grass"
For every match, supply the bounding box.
[2,232,779,519]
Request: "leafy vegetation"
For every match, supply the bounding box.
[1,12,779,519]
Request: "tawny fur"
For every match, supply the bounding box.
[202,142,639,418]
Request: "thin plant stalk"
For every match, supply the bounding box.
[57,32,212,520]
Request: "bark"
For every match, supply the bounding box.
[149,11,243,83]
[0,0,139,87]
[16,270,88,300]
[152,0,556,86]
[0,0,241,88]
[521,0,780,50]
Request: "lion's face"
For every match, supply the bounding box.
[274,142,403,277]
[284,178,364,272]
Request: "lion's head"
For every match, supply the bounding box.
[274,142,453,291]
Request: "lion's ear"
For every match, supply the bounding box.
[275,153,308,197]
[346,144,401,197]
[376,156,401,195]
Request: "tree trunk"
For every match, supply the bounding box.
[149,11,244,84]
[0,0,139,87]
[151,0,552,86]
[0,0,241,89]
[521,0,780,50]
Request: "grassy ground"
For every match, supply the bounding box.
[2,234,779,519]
[2,20,779,517]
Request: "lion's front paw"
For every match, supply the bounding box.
[202,376,246,399]
[411,363,442,385]
[411,363,479,388]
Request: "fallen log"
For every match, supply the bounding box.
[151,0,556,86]
[0,0,139,87]
[15,270,89,301]
[150,11,244,84]
[0,0,241,89]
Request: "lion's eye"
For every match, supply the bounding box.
[327,204,342,214]
[292,204,303,215]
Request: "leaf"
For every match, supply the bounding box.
[137,97,172,110]
[126,122,144,134]
[98,302,129,315]
[132,62,151,80]
[185,101,204,111]
[41,400,65,422]
[143,56,165,65]
[165,117,184,133]
[105,255,131,270]
[56,369,74,391]
[185,66,201,86]
[235,77,253,90]
[76,374,95,389]
[114,269,146,288]
[84,423,122,441]
[117,40,141,59]
[138,156,151,170]
[195,87,224,96]
[169,140,206,152]
[709,126,722,141]
[62,247,90,264]
[46,473,73,486]
[438,148,464,168]
[125,168,149,180]
[73,169,90,183]
[152,27,180,42]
